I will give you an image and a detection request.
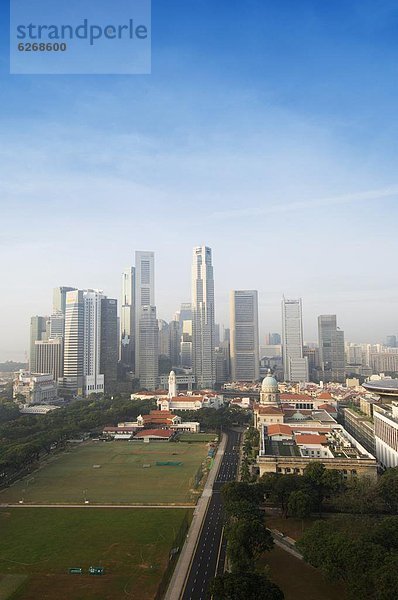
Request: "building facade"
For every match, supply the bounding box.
[100,298,118,393]
[230,290,259,382]
[135,251,155,379]
[138,305,159,390]
[192,246,216,388]
[281,297,308,382]
[318,314,345,382]
[120,266,135,370]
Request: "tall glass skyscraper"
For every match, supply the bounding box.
[230,290,259,382]
[281,297,308,382]
[134,251,156,384]
[192,246,216,389]
[318,314,345,383]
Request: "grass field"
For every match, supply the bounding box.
[0,507,192,600]
[177,433,218,443]
[0,441,209,505]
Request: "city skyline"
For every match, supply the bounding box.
[5,243,398,364]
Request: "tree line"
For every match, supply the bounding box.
[0,395,155,484]
[210,481,284,600]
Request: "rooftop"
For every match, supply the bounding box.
[363,379,398,397]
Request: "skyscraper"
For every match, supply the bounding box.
[120,266,135,370]
[134,251,155,378]
[230,290,259,382]
[138,305,159,390]
[192,246,216,389]
[281,297,308,382]
[35,338,64,381]
[62,289,113,396]
[100,298,118,393]
[318,315,345,383]
[63,290,85,395]
[53,286,76,315]
[82,290,105,396]
[29,316,49,371]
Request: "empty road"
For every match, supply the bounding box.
[182,429,241,600]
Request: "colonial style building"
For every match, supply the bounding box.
[254,371,377,480]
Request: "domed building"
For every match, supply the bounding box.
[260,369,280,405]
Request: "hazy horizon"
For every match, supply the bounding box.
[1,1,398,361]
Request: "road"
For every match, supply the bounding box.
[182,429,241,600]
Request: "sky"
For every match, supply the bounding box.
[1,0,398,361]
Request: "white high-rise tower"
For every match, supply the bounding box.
[192,246,216,389]
[281,297,308,382]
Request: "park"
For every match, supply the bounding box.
[0,438,213,505]
[0,436,214,599]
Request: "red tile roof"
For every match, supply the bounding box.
[317,392,333,400]
[295,434,327,445]
[255,405,284,415]
[318,403,337,413]
[134,429,174,438]
[280,393,313,401]
[267,424,293,436]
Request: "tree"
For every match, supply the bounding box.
[375,554,398,600]
[210,572,284,600]
[369,516,398,551]
[260,473,303,517]
[222,481,264,505]
[287,490,312,530]
[303,462,343,515]
[378,467,398,513]
[227,518,273,572]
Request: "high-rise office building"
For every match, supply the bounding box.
[35,338,64,381]
[49,313,65,339]
[318,315,345,383]
[82,290,105,396]
[192,246,216,389]
[281,297,308,382]
[179,303,193,368]
[386,335,397,348]
[62,289,114,396]
[134,251,155,378]
[169,319,181,367]
[29,316,49,371]
[138,305,159,390]
[62,290,85,395]
[230,290,259,382]
[158,319,170,357]
[100,298,118,393]
[120,266,135,370]
[53,286,76,315]
[266,332,281,345]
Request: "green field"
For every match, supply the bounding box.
[0,441,209,505]
[0,507,191,600]
[177,433,218,443]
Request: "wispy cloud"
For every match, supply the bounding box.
[211,185,398,219]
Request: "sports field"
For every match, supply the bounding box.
[0,440,209,505]
[0,507,191,600]
[177,433,218,443]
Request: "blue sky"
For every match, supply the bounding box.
[1,0,398,360]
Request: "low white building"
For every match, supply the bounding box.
[158,393,224,412]
[373,403,398,468]
[20,404,59,414]
[14,370,58,404]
